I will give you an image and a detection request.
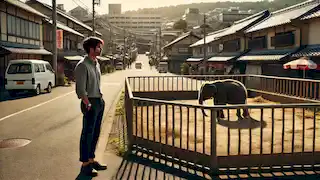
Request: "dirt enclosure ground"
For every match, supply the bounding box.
[133,97,320,156]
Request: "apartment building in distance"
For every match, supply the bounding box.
[182,8,203,28]
[218,7,254,23]
[109,4,121,15]
[107,4,162,33]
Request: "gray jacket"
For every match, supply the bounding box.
[74,56,102,99]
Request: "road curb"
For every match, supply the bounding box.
[95,85,124,162]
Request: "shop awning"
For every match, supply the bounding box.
[186,57,203,62]
[64,55,84,61]
[237,49,298,61]
[208,51,246,62]
[238,55,286,61]
[1,46,52,55]
[208,56,234,62]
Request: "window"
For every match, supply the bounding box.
[34,64,40,73]
[25,20,29,38]
[29,22,33,38]
[21,19,25,37]
[178,47,189,53]
[271,31,295,47]
[7,63,32,74]
[45,63,54,72]
[248,36,266,50]
[7,15,40,40]
[39,64,45,72]
[16,18,21,36]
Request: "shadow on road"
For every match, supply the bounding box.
[110,150,320,180]
[0,91,35,102]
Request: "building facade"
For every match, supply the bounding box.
[109,4,121,15]
[0,0,51,91]
[182,8,203,28]
[240,0,319,77]
[107,13,162,33]
[163,32,201,73]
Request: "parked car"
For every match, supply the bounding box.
[115,62,124,70]
[5,59,55,97]
[158,62,168,73]
[135,61,142,69]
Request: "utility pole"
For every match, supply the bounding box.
[159,27,162,62]
[123,29,126,68]
[52,0,57,76]
[203,14,207,73]
[92,0,95,36]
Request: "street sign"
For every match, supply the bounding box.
[56,30,63,49]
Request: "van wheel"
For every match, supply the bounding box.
[46,83,52,93]
[34,85,41,95]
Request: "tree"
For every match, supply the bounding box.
[173,19,188,30]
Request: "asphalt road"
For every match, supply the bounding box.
[0,54,172,180]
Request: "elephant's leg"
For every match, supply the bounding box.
[219,109,225,119]
[236,109,242,119]
[243,108,250,118]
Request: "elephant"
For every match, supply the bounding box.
[198,79,250,119]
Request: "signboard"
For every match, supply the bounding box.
[94,0,100,5]
[56,30,63,49]
[218,44,223,52]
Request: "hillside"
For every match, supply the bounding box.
[123,0,307,20]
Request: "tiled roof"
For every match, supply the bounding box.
[208,52,245,62]
[237,49,297,61]
[46,20,84,37]
[292,44,320,57]
[26,0,102,36]
[218,10,269,37]
[301,7,320,20]
[246,0,320,33]
[190,28,228,47]
[163,32,201,49]
[5,0,47,18]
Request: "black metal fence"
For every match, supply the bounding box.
[124,75,320,173]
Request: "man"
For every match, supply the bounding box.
[75,36,107,177]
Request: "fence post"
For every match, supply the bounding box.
[210,109,218,176]
[125,81,134,152]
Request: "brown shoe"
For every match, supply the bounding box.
[91,161,107,171]
[80,164,98,177]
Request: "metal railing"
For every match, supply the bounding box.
[124,75,320,172]
[127,75,320,100]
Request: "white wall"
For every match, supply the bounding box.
[308,19,320,45]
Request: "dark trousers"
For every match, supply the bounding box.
[79,97,105,162]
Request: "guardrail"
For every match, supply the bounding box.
[127,74,320,100]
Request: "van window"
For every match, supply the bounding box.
[7,63,32,74]
[45,63,54,72]
[39,64,45,72]
[34,64,40,73]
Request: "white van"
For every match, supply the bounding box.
[5,59,55,97]
[158,62,168,73]
[135,61,142,69]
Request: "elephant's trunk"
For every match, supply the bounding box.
[198,92,208,117]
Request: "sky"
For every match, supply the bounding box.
[34,0,258,14]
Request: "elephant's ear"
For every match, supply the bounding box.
[208,84,217,96]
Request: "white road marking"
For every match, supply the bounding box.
[0,91,75,122]
[101,82,122,86]
[0,82,122,122]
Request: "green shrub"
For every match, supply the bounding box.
[181,62,190,75]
